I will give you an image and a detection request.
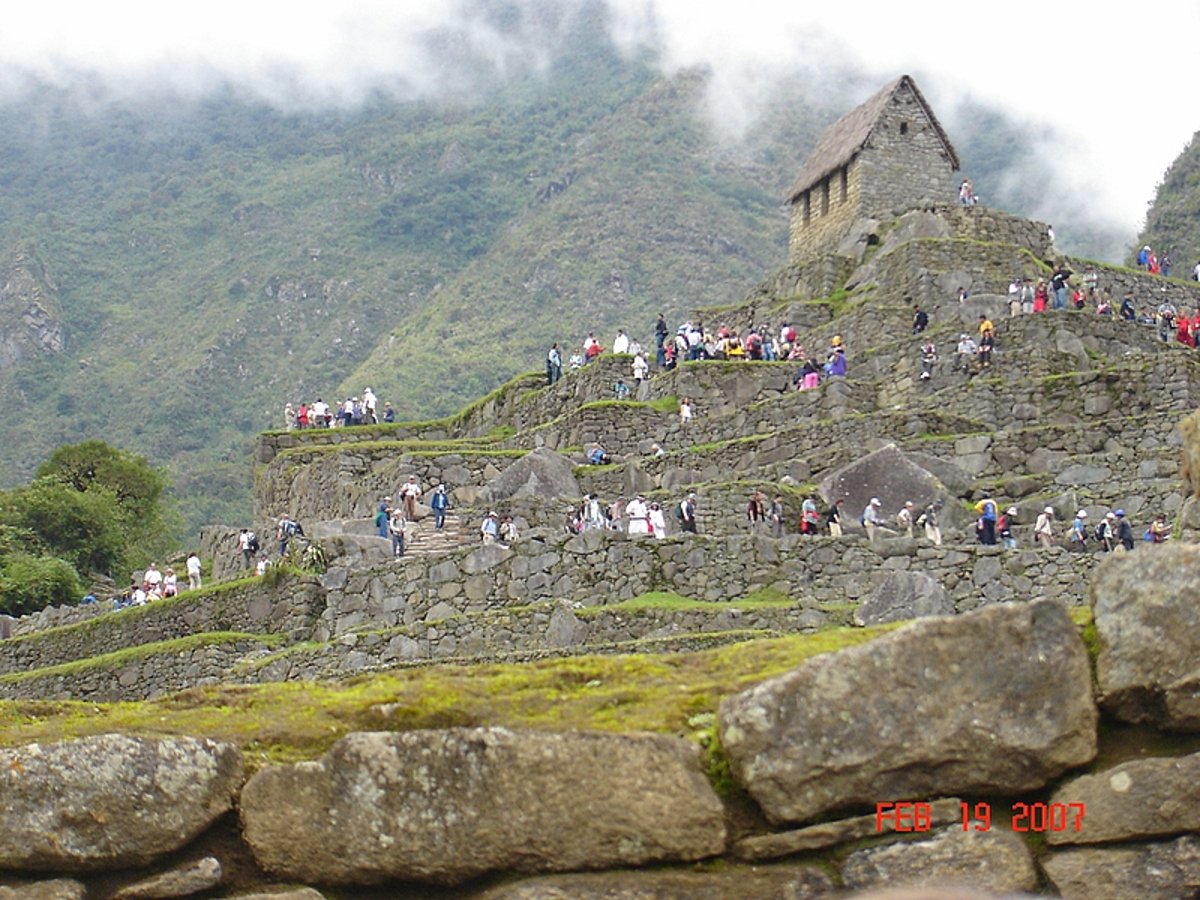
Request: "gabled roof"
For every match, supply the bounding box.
[786,75,959,203]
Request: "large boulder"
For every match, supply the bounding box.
[1046,751,1200,845]
[1090,545,1200,731]
[477,448,580,506]
[818,444,962,531]
[0,735,243,872]
[1042,835,1199,900]
[473,863,835,899]
[240,728,726,886]
[853,571,954,625]
[718,601,1097,824]
[841,828,1038,895]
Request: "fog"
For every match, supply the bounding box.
[1,0,1196,247]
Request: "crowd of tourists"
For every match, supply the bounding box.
[282,389,398,431]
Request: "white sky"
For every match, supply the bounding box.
[0,1,1195,236]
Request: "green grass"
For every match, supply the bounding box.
[574,590,797,617]
[0,626,896,773]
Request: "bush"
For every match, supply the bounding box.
[0,552,84,615]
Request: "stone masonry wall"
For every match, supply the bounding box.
[0,577,323,677]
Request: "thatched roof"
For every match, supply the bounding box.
[786,75,959,203]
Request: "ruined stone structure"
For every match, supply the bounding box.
[787,75,960,263]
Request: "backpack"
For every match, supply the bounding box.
[247,532,260,553]
[675,502,686,521]
[283,520,298,537]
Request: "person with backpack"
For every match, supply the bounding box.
[1070,510,1089,551]
[974,492,997,545]
[277,515,298,556]
[677,493,698,534]
[238,529,258,569]
[375,498,392,538]
[1114,510,1134,551]
[999,507,1017,550]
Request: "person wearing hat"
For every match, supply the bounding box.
[1034,506,1056,550]
[895,501,915,539]
[916,499,943,546]
[1000,507,1018,550]
[1114,510,1134,552]
[956,333,978,374]
[862,497,891,543]
[1070,510,1089,551]
[1097,512,1117,552]
[480,511,500,545]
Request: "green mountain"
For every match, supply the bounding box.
[1138,131,1200,273]
[0,10,1147,539]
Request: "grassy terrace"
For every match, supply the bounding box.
[0,624,898,777]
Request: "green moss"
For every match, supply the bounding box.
[0,627,896,771]
[574,590,796,618]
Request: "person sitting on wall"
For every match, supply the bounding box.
[587,443,610,465]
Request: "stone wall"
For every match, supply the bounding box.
[0,639,267,702]
[0,576,323,678]
[314,530,1098,640]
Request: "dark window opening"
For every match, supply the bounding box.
[840,167,849,202]
[900,121,908,135]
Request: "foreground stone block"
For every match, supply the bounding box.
[0,881,86,900]
[734,798,962,861]
[1046,751,1200,845]
[719,601,1096,823]
[1091,545,1200,731]
[474,863,834,899]
[0,735,243,872]
[240,728,726,886]
[841,828,1037,895]
[1043,835,1199,900]
[112,857,222,899]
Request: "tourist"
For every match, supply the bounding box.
[895,501,915,539]
[955,334,978,374]
[162,568,178,598]
[186,551,202,591]
[255,554,270,577]
[1020,279,1035,315]
[1034,507,1056,550]
[1114,510,1134,551]
[1096,512,1116,552]
[746,490,766,529]
[912,305,929,334]
[916,500,942,546]
[1148,513,1170,543]
[401,476,422,520]
[546,343,563,385]
[587,443,610,465]
[284,402,296,431]
[799,495,820,536]
[770,494,785,538]
[627,495,651,536]
[499,516,519,545]
[375,498,392,538]
[679,397,693,427]
[1051,265,1072,310]
[632,351,649,384]
[388,508,406,558]
[862,498,891,543]
[480,511,500,544]
[1069,510,1089,551]
[975,493,998,545]
[648,502,666,539]
[920,341,937,380]
[677,493,698,534]
[826,497,846,538]
[612,329,630,355]
[430,484,450,529]
[999,508,1017,550]
[584,494,605,531]
[613,378,631,400]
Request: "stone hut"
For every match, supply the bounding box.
[787,75,960,263]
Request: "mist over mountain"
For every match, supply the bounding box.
[0,6,1151,536]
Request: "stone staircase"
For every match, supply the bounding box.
[305,512,466,566]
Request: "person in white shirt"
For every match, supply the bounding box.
[612,329,630,355]
[186,552,202,590]
[144,563,163,592]
[626,495,650,535]
[648,502,666,539]
[362,388,378,424]
[632,352,649,383]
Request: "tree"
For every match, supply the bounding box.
[0,552,83,615]
[0,478,128,576]
[38,440,167,520]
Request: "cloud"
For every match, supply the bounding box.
[0,0,1194,240]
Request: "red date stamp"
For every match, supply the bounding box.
[874,801,1086,833]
